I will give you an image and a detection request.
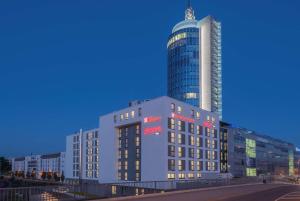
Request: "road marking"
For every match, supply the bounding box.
[275,191,300,201]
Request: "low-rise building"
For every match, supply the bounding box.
[11,152,65,180]
[220,123,295,177]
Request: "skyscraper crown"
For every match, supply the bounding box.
[185,0,195,20]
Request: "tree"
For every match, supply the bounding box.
[41,172,46,180]
[0,157,11,175]
[26,171,31,178]
[53,173,59,181]
[61,171,65,183]
[47,172,52,180]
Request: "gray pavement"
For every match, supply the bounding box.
[97,184,300,201]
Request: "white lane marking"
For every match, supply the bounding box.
[275,191,300,201]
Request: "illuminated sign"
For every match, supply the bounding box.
[144,126,162,135]
[203,121,213,128]
[171,113,194,123]
[144,116,161,123]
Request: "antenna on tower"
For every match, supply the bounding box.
[185,0,195,20]
[187,0,191,8]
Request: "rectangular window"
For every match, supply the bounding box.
[136,160,140,171]
[178,147,185,157]
[168,145,175,157]
[188,148,194,158]
[179,133,186,144]
[171,103,175,112]
[168,159,175,171]
[191,110,194,117]
[168,132,175,143]
[131,111,135,118]
[197,125,203,135]
[178,160,185,171]
[196,137,203,147]
[188,136,195,146]
[178,120,185,131]
[167,173,175,180]
[168,118,175,130]
[196,112,200,119]
[196,149,203,159]
[189,160,194,171]
[188,123,194,134]
[136,137,140,146]
[196,161,202,171]
[177,106,182,114]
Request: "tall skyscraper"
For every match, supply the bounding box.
[167,3,222,119]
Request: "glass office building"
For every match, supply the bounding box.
[222,123,295,177]
[167,4,222,119]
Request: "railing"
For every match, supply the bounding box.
[0,185,85,201]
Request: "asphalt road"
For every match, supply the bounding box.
[100,184,300,201]
[220,185,300,201]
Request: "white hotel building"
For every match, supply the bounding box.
[65,96,220,183]
[65,128,100,181]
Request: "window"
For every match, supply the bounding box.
[196,161,202,171]
[177,106,182,114]
[188,136,195,146]
[196,137,202,147]
[197,125,203,135]
[168,132,175,143]
[189,161,194,171]
[168,145,175,157]
[188,148,194,158]
[178,147,185,157]
[120,114,124,121]
[196,149,203,159]
[171,103,175,112]
[113,115,117,123]
[138,108,142,116]
[125,172,128,180]
[125,112,129,120]
[167,173,175,179]
[188,123,194,134]
[178,120,185,131]
[196,112,200,119]
[188,173,194,179]
[124,161,128,170]
[191,110,194,117]
[136,160,140,170]
[178,134,185,145]
[178,173,185,179]
[125,150,128,159]
[178,160,185,171]
[131,111,135,118]
[136,148,140,158]
[168,159,175,171]
[136,137,140,146]
[168,118,175,130]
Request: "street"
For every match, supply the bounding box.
[98,184,300,201]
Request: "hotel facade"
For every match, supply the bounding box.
[99,96,220,183]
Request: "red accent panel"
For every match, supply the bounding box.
[144,126,162,135]
[144,116,161,123]
[203,121,213,128]
[171,113,195,123]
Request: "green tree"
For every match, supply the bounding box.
[0,157,11,175]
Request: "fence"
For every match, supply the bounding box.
[0,185,86,201]
[0,176,267,201]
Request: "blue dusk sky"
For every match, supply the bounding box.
[0,0,299,157]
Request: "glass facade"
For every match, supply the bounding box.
[167,6,222,119]
[167,28,200,107]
